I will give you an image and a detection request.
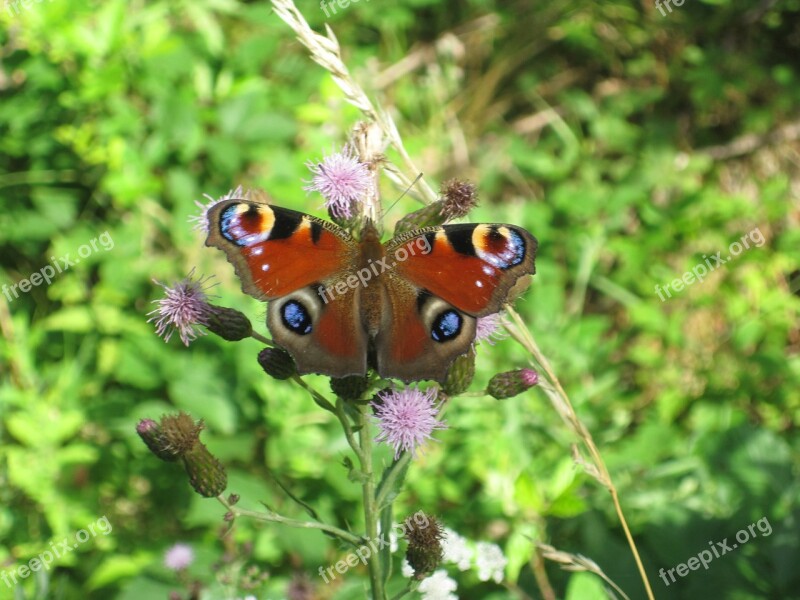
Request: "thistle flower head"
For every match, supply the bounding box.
[190,186,244,233]
[158,412,203,456]
[304,147,373,219]
[148,271,215,346]
[138,412,227,497]
[164,543,194,571]
[474,313,507,345]
[371,387,447,459]
[405,513,445,579]
[440,179,478,221]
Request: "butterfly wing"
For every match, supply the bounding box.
[374,224,537,382]
[206,197,369,377]
[388,223,537,316]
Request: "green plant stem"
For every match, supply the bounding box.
[356,403,386,600]
[294,375,337,413]
[335,398,366,463]
[375,452,411,510]
[249,330,273,345]
[216,495,361,547]
[389,580,419,600]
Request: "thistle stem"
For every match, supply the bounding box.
[216,495,361,547]
[357,403,386,600]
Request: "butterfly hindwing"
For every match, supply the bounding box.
[374,277,477,382]
[265,283,368,378]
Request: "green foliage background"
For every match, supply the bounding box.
[1,0,799,598]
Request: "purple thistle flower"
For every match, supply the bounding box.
[190,186,244,233]
[164,543,194,571]
[304,147,373,219]
[474,313,507,346]
[371,387,447,459]
[147,271,215,346]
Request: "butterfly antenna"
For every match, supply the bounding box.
[384,173,424,218]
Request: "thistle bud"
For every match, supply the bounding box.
[442,349,475,396]
[394,201,447,235]
[257,347,297,380]
[182,441,228,498]
[330,375,370,401]
[205,305,253,341]
[136,419,179,462]
[159,412,204,456]
[404,512,444,579]
[487,369,539,400]
[138,412,228,498]
[440,179,478,221]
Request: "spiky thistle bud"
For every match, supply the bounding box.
[136,419,179,462]
[182,439,228,498]
[205,305,253,341]
[404,512,444,579]
[440,179,478,221]
[442,348,475,396]
[330,375,370,401]
[257,347,297,380]
[138,412,227,498]
[393,201,447,235]
[487,369,539,400]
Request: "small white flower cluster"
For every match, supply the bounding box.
[418,570,459,600]
[444,528,506,583]
[401,527,508,599]
[475,541,507,583]
[442,529,472,571]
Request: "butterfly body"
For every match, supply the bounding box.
[206,195,537,382]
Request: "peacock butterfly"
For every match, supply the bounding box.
[205,192,537,383]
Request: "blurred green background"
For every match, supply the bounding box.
[1,0,799,598]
